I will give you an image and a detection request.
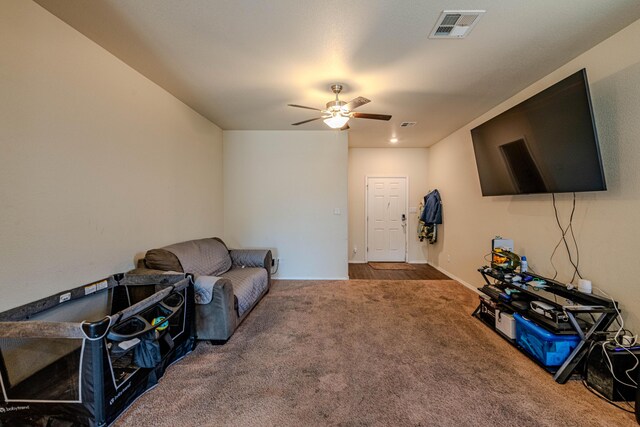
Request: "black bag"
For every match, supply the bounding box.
[134,331,161,368]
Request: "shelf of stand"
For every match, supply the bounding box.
[473,311,560,374]
[478,268,615,308]
[479,285,581,334]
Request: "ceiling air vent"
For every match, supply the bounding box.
[429,10,485,39]
[400,122,417,128]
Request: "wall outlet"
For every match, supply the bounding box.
[447,254,451,263]
[353,246,357,254]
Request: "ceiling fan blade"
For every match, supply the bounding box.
[288,104,322,111]
[351,112,392,121]
[340,123,350,131]
[291,117,322,126]
[345,96,370,111]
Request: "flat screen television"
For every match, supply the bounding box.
[471,69,606,196]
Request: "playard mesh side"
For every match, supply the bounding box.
[0,273,195,427]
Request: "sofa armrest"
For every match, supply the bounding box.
[195,277,237,341]
[230,249,272,269]
[230,249,272,289]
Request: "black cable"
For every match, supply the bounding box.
[568,193,583,282]
[551,193,582,283]
[550,194,569,280]
[553,193,579,275]
[568,193,578,283]
[584,339,599,377]
[612,316,624,329]
[582,380,635,414]
[549,235,563,280]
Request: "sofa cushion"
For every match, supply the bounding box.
[145,249,184,272]
[220,267,268,317]
[146,238,232,276]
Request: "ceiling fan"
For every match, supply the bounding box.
[288,84,391,130]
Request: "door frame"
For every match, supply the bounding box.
[364,175,409,263]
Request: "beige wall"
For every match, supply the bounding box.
[427,19,640,329]
[348,148,430,263]
[223,131,348,279]
[0,0,223,311]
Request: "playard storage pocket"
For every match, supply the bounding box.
[0,273,195,427]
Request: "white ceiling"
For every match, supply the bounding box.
[35,0,640,148]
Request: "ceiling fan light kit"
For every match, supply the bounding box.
[324,115,350,129]
[288,83,391,130]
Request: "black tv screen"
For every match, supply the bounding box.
[471,69,606,196]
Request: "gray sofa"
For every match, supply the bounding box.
[136,237,272,343]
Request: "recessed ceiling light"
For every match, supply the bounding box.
[389,138,399,144]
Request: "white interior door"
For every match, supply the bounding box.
[366,177,407,262]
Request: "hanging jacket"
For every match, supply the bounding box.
[417,202,428,242]
[420,189,442,225]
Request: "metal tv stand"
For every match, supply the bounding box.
[473,267,618,383]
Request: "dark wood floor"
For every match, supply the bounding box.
[348,263,451,280]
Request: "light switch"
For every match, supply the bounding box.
[409,207,417,213]
[333,208,341,215]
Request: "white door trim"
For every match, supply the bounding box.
[364,175,409,262]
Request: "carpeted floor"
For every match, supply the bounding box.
[116,280,636,426]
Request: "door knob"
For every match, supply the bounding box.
[401,214,406,221]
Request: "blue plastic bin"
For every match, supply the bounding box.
[513,313,580,367]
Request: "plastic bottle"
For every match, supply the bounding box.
[520,256,528,273]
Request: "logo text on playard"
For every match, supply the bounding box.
[0,405,30,413]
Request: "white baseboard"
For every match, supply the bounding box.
[428,263,480,295]
[351,260,428,264]
[275,276,350,280]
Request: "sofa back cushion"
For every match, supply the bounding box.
[145,238,232,276]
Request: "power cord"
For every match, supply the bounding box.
[601,340,638,388]
[567,193,582,283]
[593,286,639,389]
[582,380,635,414]
[582,341,636,414]
[550,193,582,282]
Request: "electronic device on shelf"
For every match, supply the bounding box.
[530,301,569,323]
[587,342,640,401]
[531,301,554,316]
[491,237,521,271]
[511,300,529,311]
[480,284,502,300]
